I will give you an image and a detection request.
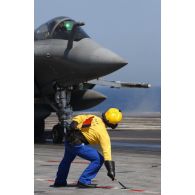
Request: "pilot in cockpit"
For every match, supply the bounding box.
[57,22,66,32]
[53,22,68,39]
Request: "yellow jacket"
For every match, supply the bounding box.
[72,114,112,161]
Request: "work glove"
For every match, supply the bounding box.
[104,160,115,181]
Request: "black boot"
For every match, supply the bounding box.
[77,181,97,188]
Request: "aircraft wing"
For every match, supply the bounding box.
[87,79,151,89]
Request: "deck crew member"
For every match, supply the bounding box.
[53,108,122,188]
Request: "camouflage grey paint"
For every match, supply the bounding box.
[34,16,127,128]
[35,38,127,94]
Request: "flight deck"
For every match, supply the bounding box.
[35,113,161,195]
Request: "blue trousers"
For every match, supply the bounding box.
[55,142,104,185]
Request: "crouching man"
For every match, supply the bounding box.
[53,108,122,188]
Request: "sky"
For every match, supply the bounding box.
[34,0,161,86]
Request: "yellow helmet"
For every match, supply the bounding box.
[104,108,123,125]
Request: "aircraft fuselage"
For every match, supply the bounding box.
[34,17,127,95]
[35,38,127,93]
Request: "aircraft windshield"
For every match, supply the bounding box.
[52,20,89,41]
[34,24,50,40]
[35,19,89,41]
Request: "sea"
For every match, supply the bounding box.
[85,86,161,113]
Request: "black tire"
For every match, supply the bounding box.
[34,120,45,143]
[52,124,64,144]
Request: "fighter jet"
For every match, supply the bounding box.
[34,16,150,143]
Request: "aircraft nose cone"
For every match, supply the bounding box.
[68,38,128,77]
[93,47,128,69]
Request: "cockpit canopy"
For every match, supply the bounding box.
[34,16,89,41]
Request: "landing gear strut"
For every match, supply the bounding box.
[52,86,73,143]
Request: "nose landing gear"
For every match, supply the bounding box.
[52,86,73,144]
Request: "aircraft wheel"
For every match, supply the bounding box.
[34,120,45,143]
[52,124,64,144]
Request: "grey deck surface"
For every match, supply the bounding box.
[35,113,161,195]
